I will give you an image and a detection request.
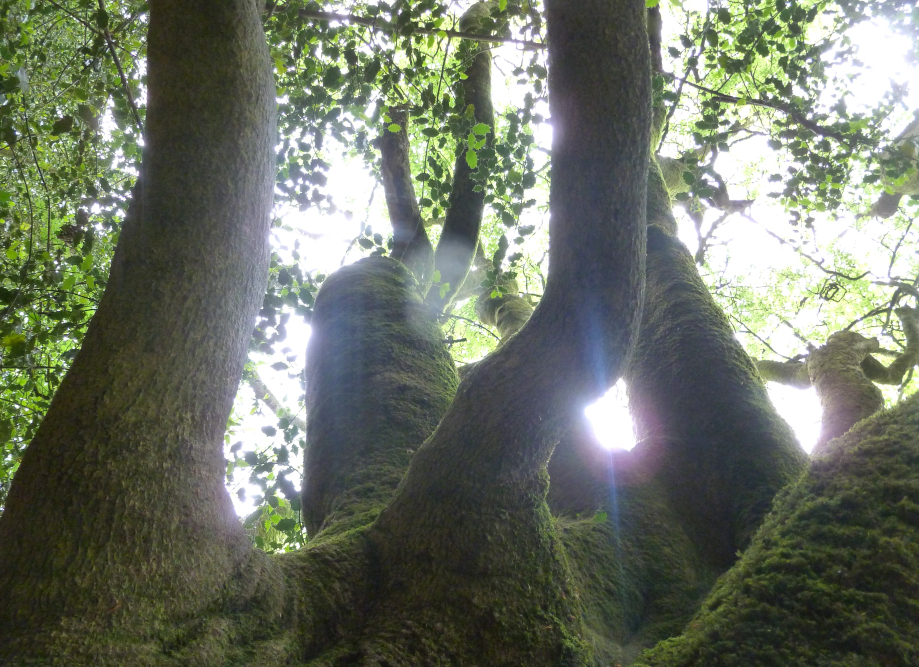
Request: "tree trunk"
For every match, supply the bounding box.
[302,257,458,537]
[0,0,278,659]
[635,393,919,666]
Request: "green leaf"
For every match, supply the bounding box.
[322,66,342,88]
[432,270,441,283]
[465,150,477,169]
[2,333,25,348]
[439,282,450,299]
[681,171,696,185]
[261,426,277,437]
[51,115,74,135]
[364,59,381,82]
[358,237,375,249]
[645,0,659,7]
[472,123,490,136]
[62,275,76,291]
[499,0,507,9]
[80,255,93,271]
[387,123,401,133]
[593,511,608,523]
[275,518,297,531]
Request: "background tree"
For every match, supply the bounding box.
[1,0,919,664]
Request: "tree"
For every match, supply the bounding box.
[1,0,919,665]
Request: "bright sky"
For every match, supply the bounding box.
[229,9,915,514]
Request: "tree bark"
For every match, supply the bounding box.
[0,0,278,657]
[427,4,495,312]
[635,393,919,667]
[301,257,457,538]
[379,107,434,286]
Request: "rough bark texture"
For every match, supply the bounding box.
[807,331,884,448]
[636,393,919,667]
[293,1,653,662]
[301,257,458,537]
[546,229,806,665]
[627,227,808,566]
[0,0,279,659]
[548,422,719,666]
[474,277,534,340]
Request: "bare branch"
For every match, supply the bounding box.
[743,213,869,282]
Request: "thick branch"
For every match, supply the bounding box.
[378,107,434,286]
[475,278,533,340]
[758,307,919,392]
[807,331,884,447]
[755,358,811,387]
[0,0,278,645]
[373,0,650,552]
[427,3,495,312]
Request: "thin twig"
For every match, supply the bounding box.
[727,312,793,359]
[666,72,855,145]
[297,9,544,50]
[98,0,143,133]
[874,280,919,301]
[448,313,500,341]
[743,213,869,282]
[46,0,104,37]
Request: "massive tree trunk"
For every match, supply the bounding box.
[3,0,919,665]
[0,0,280,659]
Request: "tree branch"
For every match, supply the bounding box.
[377,106,433,285]
[757,307,919,392]
[246,371,306,432]
[296,8,545,50]
[666,73,854,145]
[427,3,495,311]
[99,0,143,133]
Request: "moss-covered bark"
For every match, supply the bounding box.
[302,257,458,537]
[0,1,279,659]
[807,331,884,447]
[379,107,435,287]
[550,425,718,666]
[636,392,919,667]
[627,227,807,566]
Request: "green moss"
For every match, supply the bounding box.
[628,228,807,565]
[551,433,718,666]
[636,393,919,666]
[303,257,459,538]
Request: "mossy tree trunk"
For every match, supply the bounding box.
[0,0,280,659]
[4,0,919,665]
